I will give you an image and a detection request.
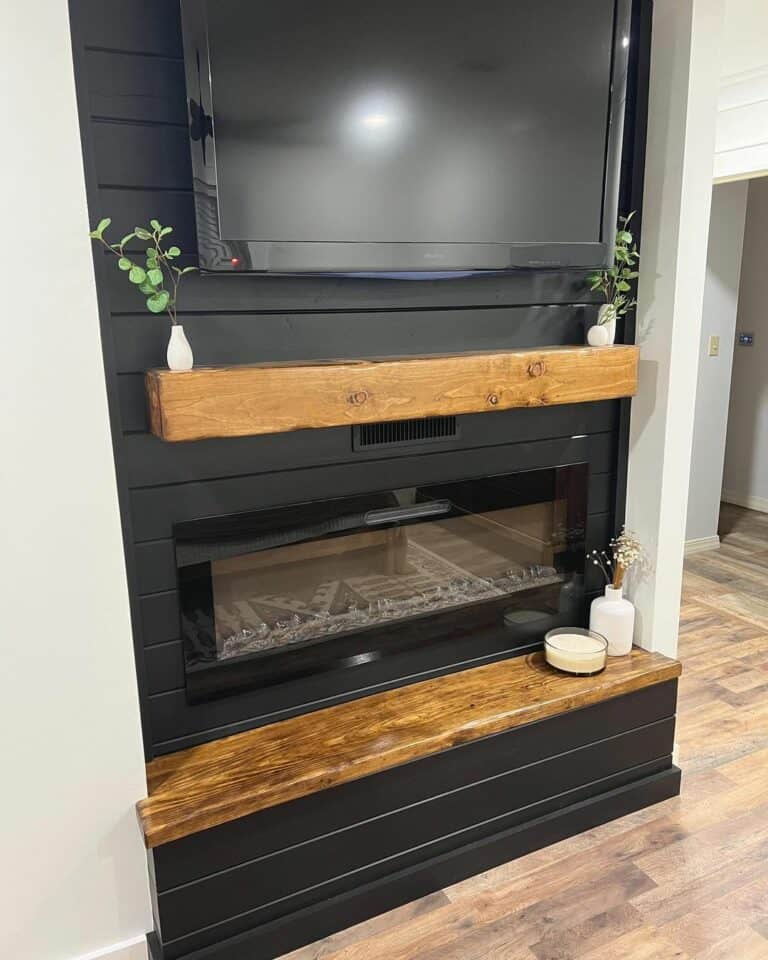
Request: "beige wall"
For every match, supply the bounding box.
[686,181,748,546]
[722,176,768,510]
[0,3,151,959]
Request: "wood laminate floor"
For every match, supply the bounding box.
[281,503,768,960]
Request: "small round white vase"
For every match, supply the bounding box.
[167,324,194,371]
[587,323,610,346]
[589,585,635,656]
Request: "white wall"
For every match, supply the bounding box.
[0,4,152,960]
[624,0,724,657]
[715,0,768,181]
[685,180,748,547]
[722,176,768,510]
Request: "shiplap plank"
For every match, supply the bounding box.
[144,642,185,695]
[127,436,605,541]
[140,591,180,647]
[93,121,191,188]
[135,540,177,594]
[78,0,183,57]
[96,188,196,255]
[85,50,187,124]
[118,374,149,432]
[120,407,616,487]
[104,259,603,313]
[110,306,591,373]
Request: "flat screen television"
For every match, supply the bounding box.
[181,0,630,274]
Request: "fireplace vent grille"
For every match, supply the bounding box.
[354,416,458,450]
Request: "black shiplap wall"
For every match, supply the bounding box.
[68,0,649,759]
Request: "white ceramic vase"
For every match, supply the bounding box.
[589,585,635,656]
[167,324,194,371]
[587,304,617,346]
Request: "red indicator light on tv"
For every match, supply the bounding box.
[230,257,241,266]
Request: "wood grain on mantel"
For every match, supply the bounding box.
[138,648,679,847]
[146,345,640,442]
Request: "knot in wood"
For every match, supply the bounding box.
[487,393,499,406]
[528,360,546,378]
[348,390,369,406]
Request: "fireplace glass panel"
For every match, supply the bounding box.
[177,465,587,700]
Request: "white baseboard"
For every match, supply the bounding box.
[684,535,721,556]
[722,490,768,514]
[75,935,148,960]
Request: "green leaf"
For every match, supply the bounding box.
[150,219,162,232]
[147,267,163,286]
[159,226,173,237]
[119,232,136,247]
[129,266,147,284]
[89,217,112,240]
[134,226,152,240]
[138,281,156,294]
[118,257,132,271]
[147,290,170,314]
[167,246,181,258]
[180,266,197,275]
[616,280,631,292]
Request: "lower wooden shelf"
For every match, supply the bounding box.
[146,344,640,442]
[138,648,680,848]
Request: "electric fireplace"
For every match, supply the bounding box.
[177,464,588,702]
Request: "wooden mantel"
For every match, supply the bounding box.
[146,344,640,442]
[137,648,679,847]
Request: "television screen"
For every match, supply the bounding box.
[182,0,629,273]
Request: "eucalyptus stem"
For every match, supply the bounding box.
[586,212,640,323]
[88,217,196,327]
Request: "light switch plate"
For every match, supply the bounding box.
[708,335,720,357]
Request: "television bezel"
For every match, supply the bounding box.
[180,0,631,275]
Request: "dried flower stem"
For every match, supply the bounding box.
[588,528,644,589]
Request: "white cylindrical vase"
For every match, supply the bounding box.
[597,303,617,344]
[589,585,634,656]
[587,304,617,346]
[167,324,194,371]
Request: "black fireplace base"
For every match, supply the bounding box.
[146,682,680,960]
[148,767,679,960]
